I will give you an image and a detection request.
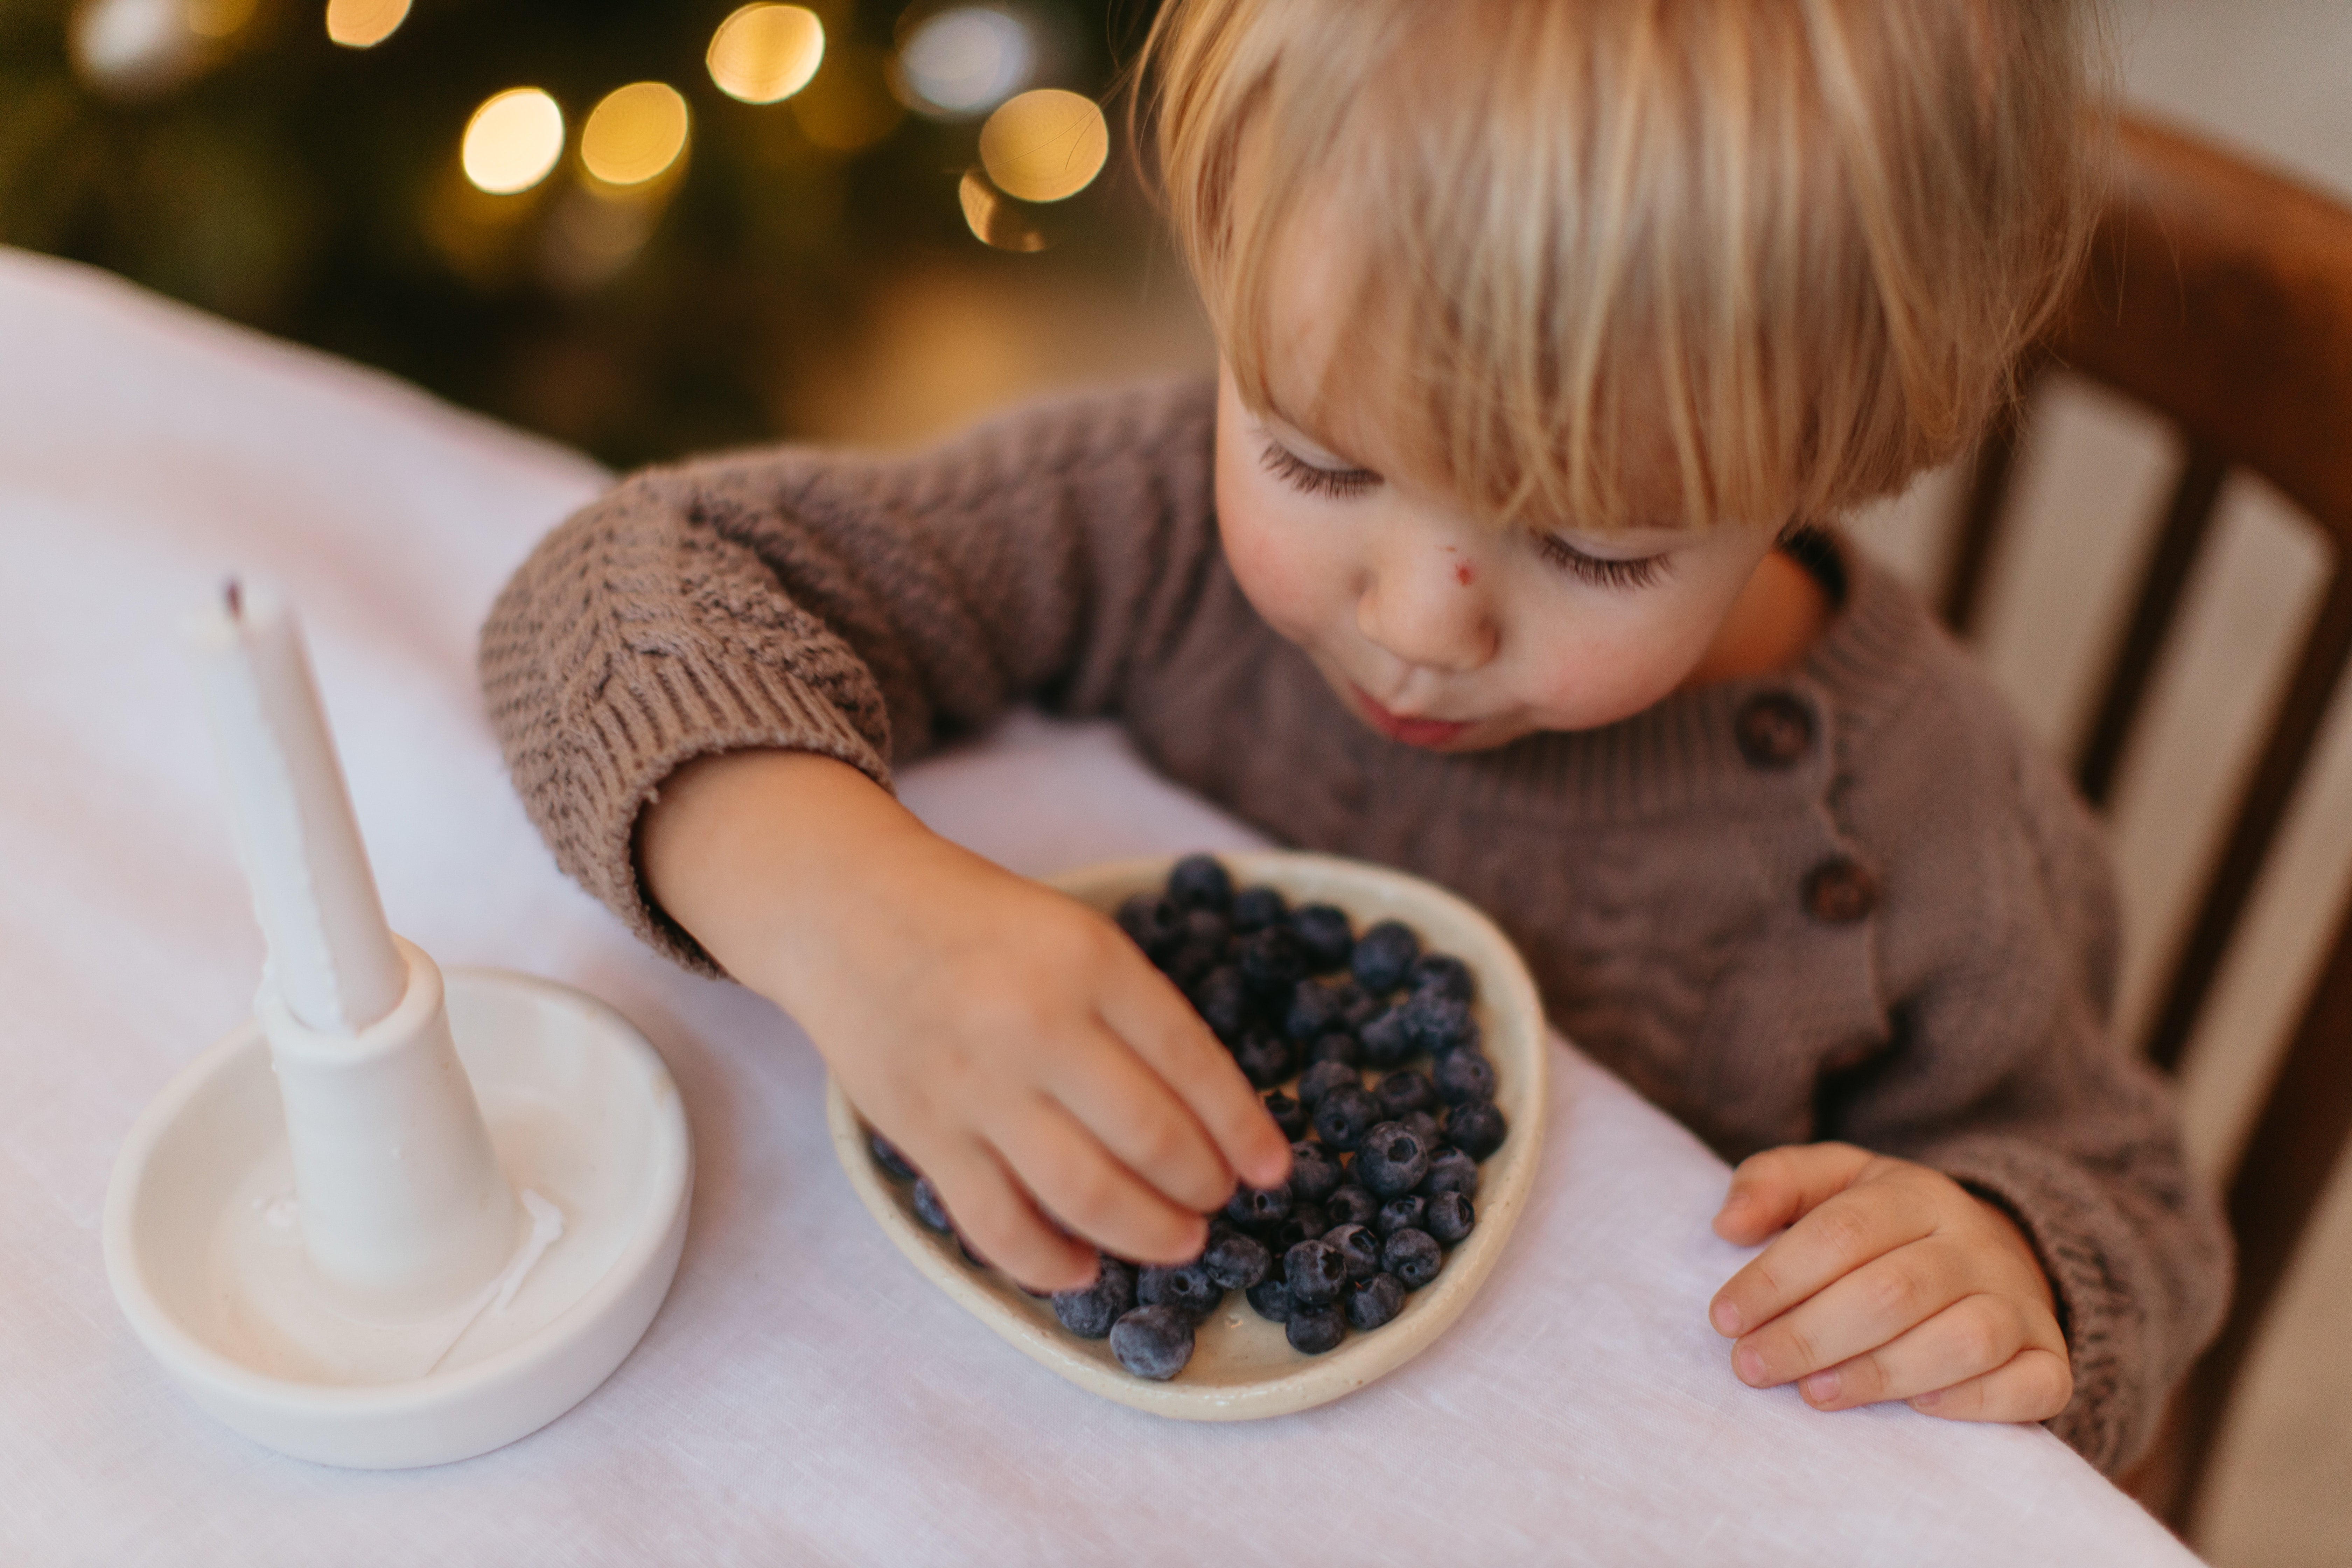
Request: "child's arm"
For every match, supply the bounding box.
[639,748,1285,1288]
[1699,713,2228,1470]
[480,382,1287,1289]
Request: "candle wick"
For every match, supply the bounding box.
[224,578,244,621]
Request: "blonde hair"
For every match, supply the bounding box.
[1139,0,2105,533]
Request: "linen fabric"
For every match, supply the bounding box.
[479,380,2229,1473]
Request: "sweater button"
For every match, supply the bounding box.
[1803,858,1877,924]
[1735,692,1814,768]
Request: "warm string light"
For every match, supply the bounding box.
[461,88,565,196]
[325,0,409,49]
[580,82,691,187]
[978,89,1105,203]
[894,6,1031,116]
[707,4,825,104]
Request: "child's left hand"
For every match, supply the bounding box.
[1706,1143,2072,1423]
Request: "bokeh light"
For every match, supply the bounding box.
[581,82,691,187]
[461,89,566,196]
[707,4,825,104]
[895,7,1031,117]
[958,169,1048,252]
[978,89,1106,204]
[70,0,204,95]
[325,0,410,49]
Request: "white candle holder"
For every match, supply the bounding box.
[102,580,692,1468]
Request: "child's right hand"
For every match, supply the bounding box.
[640,749,1292,1292]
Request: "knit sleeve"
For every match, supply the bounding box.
[1824,677,2231,1475]
[477,379,1221,972]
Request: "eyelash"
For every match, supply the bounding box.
[1537,535,1673,590]
[1260,440,1380,499]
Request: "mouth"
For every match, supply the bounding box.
[1350,684,1474,749]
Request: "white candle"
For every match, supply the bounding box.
[191,577,407,1034]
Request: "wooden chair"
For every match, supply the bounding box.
[1939,115,2352,1536]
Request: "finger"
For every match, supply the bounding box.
[1045,1026,1237,1215]
[990,1095,1211,1269]
[1712,1142,1877,1245]
[1908,1346,2074,1424]
[1730,1238,1975,1391]
[1711,1177,1938,1339]
[1097,946,1291,1190]
[1792,1292,2029,1410]
[922,1138,1099,1294]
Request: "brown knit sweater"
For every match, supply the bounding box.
[479,378,2228,1473]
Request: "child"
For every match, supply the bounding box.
[480,0,2224,1474]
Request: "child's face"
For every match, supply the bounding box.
[1211,244,1784,751]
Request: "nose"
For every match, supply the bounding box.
[1356,547,1498,676]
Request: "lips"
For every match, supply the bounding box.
[1351,685,1472,749]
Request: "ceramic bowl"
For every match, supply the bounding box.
[826,850,1548,1420]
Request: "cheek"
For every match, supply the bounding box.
[1215,466,1348,640]
[1515,583,1742,722]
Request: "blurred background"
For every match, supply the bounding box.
[0,0,1208,465]
[3,2,2350,1563]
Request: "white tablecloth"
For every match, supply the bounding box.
[0,248,2194,1566]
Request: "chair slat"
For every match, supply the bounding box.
[2146,564,2352,1073]
[2077,444,2231,808]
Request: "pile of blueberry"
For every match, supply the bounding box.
[867,854,1509,1384]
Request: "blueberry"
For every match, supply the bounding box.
[1235,1029,1294,1088]
[1246,1276,1294,1322]
[1290,903,1355,973]
[1358,1006,1417,1069]
[1433,1049,1497,1104]
[1376,1069,1435,1119]
[1335,982,1385,1033]
[1183,908,1231,952]
[1286,1143,1342,1205]
[1313,1083,1380,1151]
[1238,926,1307,997]
[1190,966,1252,1042]
[1263,1090,1307,1140]
[912,1177,953,1234]
[1051,1258,1137,1337]
[1158,940,1219,989]
[1110,1304,1196,1379]
[1296,1059,1360,1110]
[1225,1178,1292,1231]
[869,1130,919,1182]
[1283,980,1345,1042]
[1409,952,1476,1004]
[1167,854,1234,913]
[1399,1109,1443,1154]
[1116,893,1188,959]
[1352,920,1420,994]
[1382,1227,1443,1289]
[1444,1099,1508,1160]
[1283,1238,1348,1306]
[1230,884,1289,934]
[1138,1260,1222,1322]
[1286,1303,1347,1354]
[1323,1183,1379,1230]
[1308,1031,1363,1068]
[1398,990,1474,1054]
[1426,1191,1477,1246]
[1376,1195,1428,1236]
[1267,1202,1329,1253]
[1323,1222,1383,1281]
[1202,1229,1272,1291]
[1356,1121,1433,1198]
[1344,1271,1407,1330]
[1420,1147,1481,1199]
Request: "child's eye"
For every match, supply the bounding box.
[1538,534,1673,590]
[1260,439,1380,500]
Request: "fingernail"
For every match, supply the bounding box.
[1710,1300,1742,1336]
[1734,1345,1766,1385]
[1802,1371,1840,1405]
[1721,1191,1750,1213]
[1911,1390,1940,1412]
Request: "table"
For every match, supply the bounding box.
[0,247,2195,1566]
